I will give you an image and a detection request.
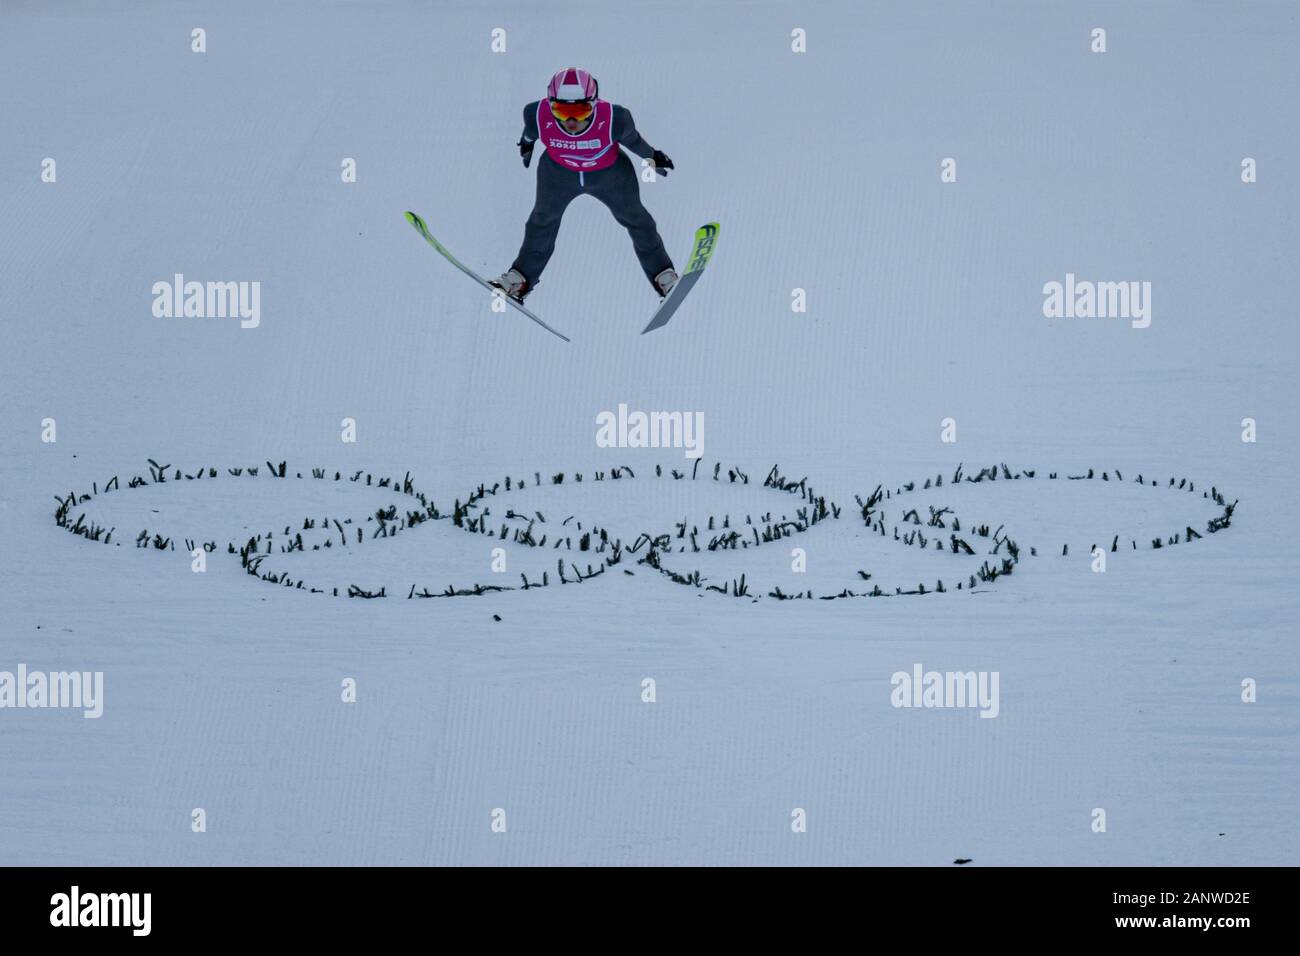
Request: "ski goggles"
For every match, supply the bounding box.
[549,99,594,122]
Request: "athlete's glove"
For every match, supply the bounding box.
[518,137,535,168]
[651,149,674,176]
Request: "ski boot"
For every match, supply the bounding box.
[489,268,531,304]
[653,267,679,300]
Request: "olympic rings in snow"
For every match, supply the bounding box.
[52,458,1237,602]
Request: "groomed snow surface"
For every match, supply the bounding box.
[2,0,1297,865]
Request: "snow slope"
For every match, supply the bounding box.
[1,0,1297,865]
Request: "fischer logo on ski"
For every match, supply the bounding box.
[686,224,718,273]
[642,222,719,334]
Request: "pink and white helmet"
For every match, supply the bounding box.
[547,67,598,103]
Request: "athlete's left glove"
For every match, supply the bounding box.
[651,149,674,176]
[518,137,535,168]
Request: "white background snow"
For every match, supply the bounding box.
[1,0,1297,865]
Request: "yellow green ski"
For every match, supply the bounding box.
[642,222,719,334]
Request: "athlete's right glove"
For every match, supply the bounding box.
[651,149,674,176]
[518,137,535,168]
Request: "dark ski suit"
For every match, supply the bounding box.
[511,101,673,289]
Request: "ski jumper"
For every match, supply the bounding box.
[510,100,673,289]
